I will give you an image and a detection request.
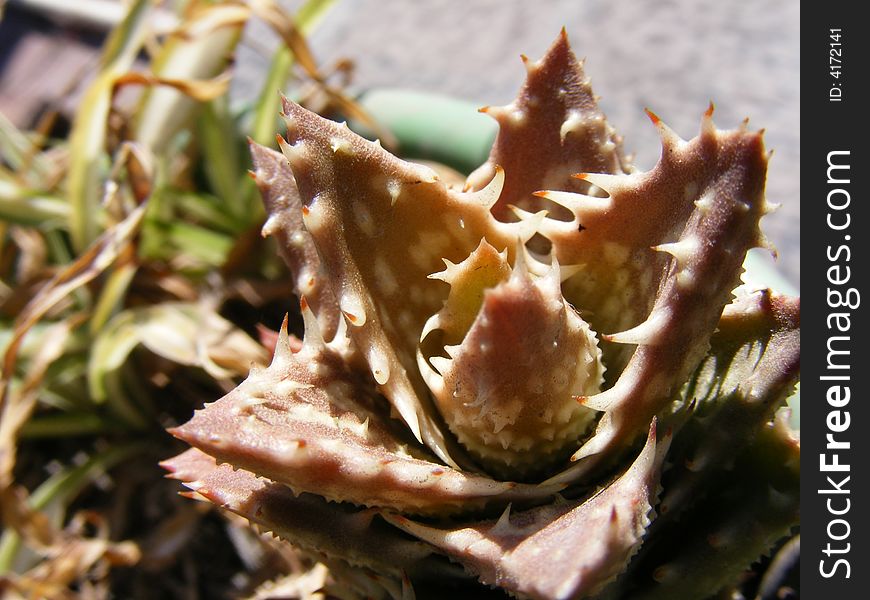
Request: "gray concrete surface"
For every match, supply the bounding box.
[239,0,799,287]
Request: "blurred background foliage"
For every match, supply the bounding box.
[0,1,396,596]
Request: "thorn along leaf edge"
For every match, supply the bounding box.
[166,30,799,600]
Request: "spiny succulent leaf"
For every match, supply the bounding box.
[466,29,630,221]
[161,448,438,576]
[278,97,536,466]
[544,115,771,382]
[551,116,772,482]
[384,422,669,600]
[419,241,602,476]
[170,319,558,515]
[619,415,799,600]
[164,28,801,600]
[251,140,344,341]
[656,289,800,520]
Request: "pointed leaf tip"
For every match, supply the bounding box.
[644,108,662,126]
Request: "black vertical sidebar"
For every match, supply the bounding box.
[802,3,869,598]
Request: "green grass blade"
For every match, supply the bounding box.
[67,0,151,252]
[0,111,52,179]
[90,261,138,335]
[250,0,338,146]
[174,191,243,233]
[131,3,247,154]
[197,97,250,222]
[87,309,143,412]
[0,180,68,227]
[19,412,117,439]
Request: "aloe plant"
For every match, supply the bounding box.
[164,31,799,599]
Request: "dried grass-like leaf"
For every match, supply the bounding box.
[0,316,83,488]
[1,202,146,470]
[131,3,247,153]
[88,301,270,406]
[67,0,151,250]
[116,71,232,102]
